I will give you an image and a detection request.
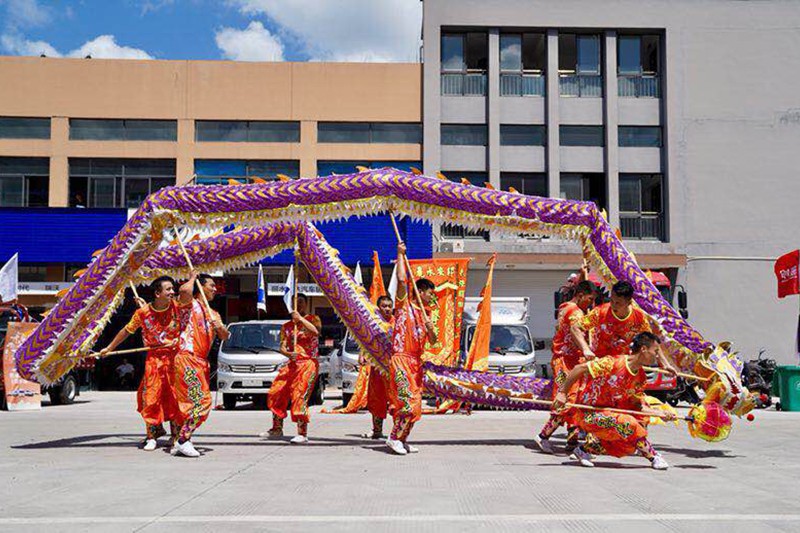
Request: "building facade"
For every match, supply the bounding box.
[0,58,429,336]
[422,0,800,363]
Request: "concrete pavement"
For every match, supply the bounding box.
[1,391,799,532]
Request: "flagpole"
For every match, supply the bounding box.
[293,240,299,351]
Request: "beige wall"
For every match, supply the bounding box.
[0,56,422,206]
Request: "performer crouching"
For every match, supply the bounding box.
[386,243,437,456]
[99,276,190,451]
[262,294,322,444]
[171,272,230,458]
[553,331,676,470]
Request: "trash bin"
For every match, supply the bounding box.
[772,366,800,411]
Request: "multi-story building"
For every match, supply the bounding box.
[422,0,800,363]
[0,57,428,338]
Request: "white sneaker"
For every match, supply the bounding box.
[404,443,419,454]
[142,439,157,451]
[571,447,595,468]
[651,454,669,470]
[386,438,408,455]
[175,440,201,458]
[169,444,179,456]
[533,435,555,454]
[290,435,309,444]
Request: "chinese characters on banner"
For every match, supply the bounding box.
[2,322,41,410]
[774,250,800,298]
[408,258,471,366]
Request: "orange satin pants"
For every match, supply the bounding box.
[137,352,179,438]
[389,354,422,441]
[268,359,319,423]
[173,351,212,442]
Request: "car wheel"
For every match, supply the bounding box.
[341,392,353,408]
[222,394,237,410]
[54,375,78,405]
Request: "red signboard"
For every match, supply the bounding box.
[775,250,800,298]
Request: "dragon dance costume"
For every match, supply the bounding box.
[268,314,321,437]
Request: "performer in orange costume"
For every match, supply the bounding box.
[386,243,437,456]
[263,293,322,444]
[362,294,395,439]
[575,281,653,359]
[100,276,191,451]
[534,280,596,453]
[171,272,230,458]
[552,332,676,470]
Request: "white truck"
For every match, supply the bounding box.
[460,297,537,377]
[339,297,536,406]
[216,320,328,410]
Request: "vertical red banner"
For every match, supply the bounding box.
[775,250,800,298]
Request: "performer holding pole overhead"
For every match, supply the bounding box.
[263,247,322,444]
[550,332,677,470]
[170,230,230,458]
[385,219,437,456]
[99,275,191,451]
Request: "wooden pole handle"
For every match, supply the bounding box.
[388,212,429,320]
[643,366,710,382]
[173,227,213,316]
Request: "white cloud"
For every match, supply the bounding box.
[1,32,59,56]
[215,21,284,62]
[0,0,51,27]
[67,35,153,59]
[140,0,175,16]
[229,0,421,62]
[0,33,153,59]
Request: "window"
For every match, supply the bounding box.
[194,160,299,184]
[560,173,607,212]
[620,174,664,240]
[618,35,660,97]
[0,157,49,207]
[441,124,488,146]
[70,119,177,141]
[317,161,420,175]
[439,171,490,240]
[500,173,547,197]
[560,126,604,147]
[559,34,603,97]
[195,121,299,142]
[500,33,546,96]
[500,125,546,146]
[69,158,175,208]
[619,126,662,147]
[441,32,488,96]
[0,117,50,139]
[317,123,421,144]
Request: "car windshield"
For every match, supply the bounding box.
[224,324,282,352]
[344,334,360,353]
[467,325,532,354]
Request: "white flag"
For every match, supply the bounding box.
[353,261,363,287]
[257,264,267,313]
[387,263,398,301]
[0,253,18,304]
[282,265,295,313]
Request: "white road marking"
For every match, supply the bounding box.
[2,514,800,525]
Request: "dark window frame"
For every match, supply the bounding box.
[0,117,51,140]
[69,119,177,141]
[441,124,488,146]
[618,126,662,147]
[68,158,176,208]
[500,125,547,146]
[619,173,665,241]
[195,120,300,143]
[317,122,421,144]
[500,172,548,197]
[559,125,605,147]
[0,157,49,207]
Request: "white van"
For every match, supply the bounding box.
[216,320,327,409]
[338,333,361,406]
[461,297,537,377]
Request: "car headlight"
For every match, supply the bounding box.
[218,362,232,373]
[521,363,536,373]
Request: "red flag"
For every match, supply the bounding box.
[368,251,386,304]
[775,250,800,298]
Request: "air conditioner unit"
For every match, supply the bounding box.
[440,240,464,253]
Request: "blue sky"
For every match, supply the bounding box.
[0,0,421,62]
